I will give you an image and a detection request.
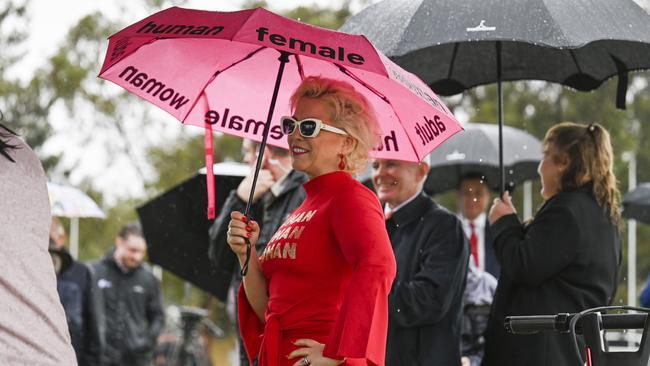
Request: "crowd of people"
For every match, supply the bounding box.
[1,75,623,366]
[212,76,622,366]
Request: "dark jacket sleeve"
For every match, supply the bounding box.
[86,261,107,366]
[490,200,580,286]
[146,276,165,346]
[208,190,248,265]
[389,212,469,327]
[79,263,102,366]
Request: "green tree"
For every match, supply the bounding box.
[0,1,59,169]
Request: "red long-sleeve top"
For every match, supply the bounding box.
[238,171,396,366]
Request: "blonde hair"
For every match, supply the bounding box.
[289,76,380,174]
[544,122,621,223]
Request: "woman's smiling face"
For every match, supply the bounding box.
[287,97,349,178]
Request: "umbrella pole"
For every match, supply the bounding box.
[496,41,505,196]
[241,50,291,276]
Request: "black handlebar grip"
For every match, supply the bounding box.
[600,313,647,330]
[505,315,559,334]
[505,313,647,334]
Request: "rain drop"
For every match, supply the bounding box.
[479,158,483,162]
[509,169,514,174]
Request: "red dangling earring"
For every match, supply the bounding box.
[338,154,346,170]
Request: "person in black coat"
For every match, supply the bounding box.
[91,223,165,366]
[483,122,622,366]
[50,218,102,366]
[208,140,306,366]
[372,158,469,366]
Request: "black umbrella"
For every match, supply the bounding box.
[623,183,650,224]
[136,162,248,301]
[341,0,650,193]
[425,122,542,194]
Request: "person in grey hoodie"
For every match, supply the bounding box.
[0,120,77,366]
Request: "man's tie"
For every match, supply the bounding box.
[469,222,479,267]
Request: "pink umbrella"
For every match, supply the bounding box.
[99,6,462,222]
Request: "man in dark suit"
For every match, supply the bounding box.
[458,173,500,278]
[372,158,469,366]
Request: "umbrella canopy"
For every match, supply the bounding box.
[341,0,650,194]
[425,122,542,194]
[623,182,650,224]
[99,6,463,221]
[99,6,461,162]
[47,182,106,218]
[136,162,247,301]
[340,0,650,100]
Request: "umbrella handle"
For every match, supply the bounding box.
[240,238,252,277]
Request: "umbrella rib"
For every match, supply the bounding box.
[568,49,584,75]
[181,46,267,123]
[212,46,267,77]
[294,53,306,80]
[334,64,423,162]
[335,64,389,103]
[447,43,459,79]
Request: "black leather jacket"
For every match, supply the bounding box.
[90,251,165,365]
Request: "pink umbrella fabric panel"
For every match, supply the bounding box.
[99,7,462,163]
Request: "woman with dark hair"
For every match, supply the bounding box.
[482,122,621,366]
[0,119,77,365]
[226,77,397,366]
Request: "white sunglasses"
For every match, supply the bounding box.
[280,116,348,138]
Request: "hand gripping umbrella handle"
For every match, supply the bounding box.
[240,51,291,277]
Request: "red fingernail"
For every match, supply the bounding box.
[246,226,252,232]
[247,233,252,238]
[242,216,248,222]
